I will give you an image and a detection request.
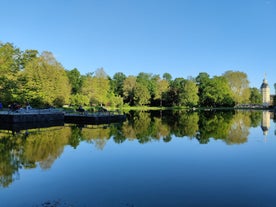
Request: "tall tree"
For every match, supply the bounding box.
[223,70,250,104]
[136,72,157,101]
[112,72,126,97]
[155,78,169,107]
[166,78,180,106]
[195,72,210,106]
[82,68,110,106]
[199,76,234,107]
[0,42,22,104]
[212,76,234,106]
[81,73,94,105]
[133,82,151,106]
[179,79,199,107]
[66,68,83,94]
[123,76,137,105]
[163,72,172,82]
[21,51,71,106]
[93,68,110,106]
[167,78,183,106]
[167,78,199,107]
[196,72,210,85]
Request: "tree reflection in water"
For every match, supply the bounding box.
[0,126,70,187]
[0,109,269,187]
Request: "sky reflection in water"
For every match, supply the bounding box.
[0,110,276,207]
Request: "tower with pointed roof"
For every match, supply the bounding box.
[260,76,270,106]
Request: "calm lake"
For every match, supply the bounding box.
[0,110,276,207]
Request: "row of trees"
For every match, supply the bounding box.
[0,42,267,108]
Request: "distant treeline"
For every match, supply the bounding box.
[0,41,269,108]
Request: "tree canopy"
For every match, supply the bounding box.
[223,70,250,104]
[0,41,274,108]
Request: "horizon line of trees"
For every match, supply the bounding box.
[1,41,272,108]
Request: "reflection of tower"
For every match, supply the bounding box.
[260,77,270,107]
[261,111,270,136]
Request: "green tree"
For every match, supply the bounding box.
[123,76,137,105]
[93,68,110,106]
[82,68,110,106]
[112,72,126,97]
[166,78,183,106]
[249,87,262,104]
[196,72,210,106]
[136,72,158,103]
[81,73,94,105]
[155,78,169,106]
[133,82,151,106]
[223,70,250,104]
[196,72,210,86]
[108,93,124,108]
[66,68,83,94]
[21,49,38,68]
[21,51,71,106]
[179,79,199,107]
[167,78,199,107]
[196,74,234,107]
[212,76,234,107]
[69,93,89,106]
[0,42,22,104]
[163,72,172,82]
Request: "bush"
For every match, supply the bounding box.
[69,94,89,106]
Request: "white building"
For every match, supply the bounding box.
[260,77,270,107]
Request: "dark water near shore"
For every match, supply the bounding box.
[0,110,276,207]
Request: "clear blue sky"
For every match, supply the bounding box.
[1,0,275,90]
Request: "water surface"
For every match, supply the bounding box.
[0,110,275,207]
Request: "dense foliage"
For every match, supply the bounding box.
[0,41,268,108]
